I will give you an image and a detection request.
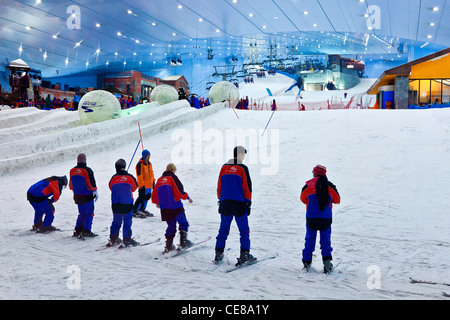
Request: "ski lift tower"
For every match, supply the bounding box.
[212,65,237,81]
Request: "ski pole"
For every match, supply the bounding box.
[138,122,144,150]
[127,140,141,171]
[262,110,275,136]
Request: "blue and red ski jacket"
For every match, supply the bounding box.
[69,163,97,204]
[108,170,138,214]
[217,159,252,216]
[27,176,63,203]
[300,177,340,230]
[152,171,189,221]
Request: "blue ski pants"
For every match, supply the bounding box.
[215,214,250,251]
[31,200,54,227]
[110,212,133,240]
[75,200,94,231]
[302,226,332,262]
[165,212,189,238]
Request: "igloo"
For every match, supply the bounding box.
[149,85,178,105]
[208,81,240,108]
[78,90,121,125]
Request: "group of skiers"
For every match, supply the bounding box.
[26,146,340,271]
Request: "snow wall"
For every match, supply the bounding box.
[0,100,225,176]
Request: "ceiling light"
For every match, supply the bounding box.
[25,26,31,30]
[135,39,140,43]
[303,11,308,15]
[178,5,183,9]
[262,25,267,29]
[127,10,133,14]
[198,18,203,22]
[249,13,253,17]
[432,7,439,11]
[65,58,69,65]
[18,45,23,52]
[216,29,220,32]
[313,24,317,27]
[172,33,177,36]
[52,34,58,39]
[233,0,238,3]
[429,22,435,26]
[95,23,101,27]
[151,22,157,26]
[117,32,122,36]
[427,35,432,39]
[43,52,47,60]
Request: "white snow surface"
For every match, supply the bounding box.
[1,76,450,300]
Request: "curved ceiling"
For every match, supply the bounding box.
[1,0,448,77]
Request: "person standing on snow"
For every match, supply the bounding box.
[152,163,193,253]
[69,153,98,238]
[107,159,139,247]
[27,175,68,233]
[133,149,156,218]
[215,146,255,265]
[300,165,340,273]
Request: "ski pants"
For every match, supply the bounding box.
[134,188,152,213]
[165,212,189,238]
[30,200,54,227]
[110,212,133,240]
[302,226,332,262]
[75,200,94,231]
[215,213,250,251]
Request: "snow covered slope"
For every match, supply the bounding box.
[1,93,450,300]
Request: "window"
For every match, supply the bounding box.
[443,79,450,103]
[431,79,442,103]
[409,80,419,105]
[419,79,431,105]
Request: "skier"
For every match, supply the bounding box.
[133,149,156,218]
[27,175,68,232]
[69,153,98,238]
[107,159,139,247]
[152,163,193,253]
[215,146,255,265]
[300,165,340,273]
[284,74,304,95]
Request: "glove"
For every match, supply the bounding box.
[93,190,99,202]
[246,201,252,216]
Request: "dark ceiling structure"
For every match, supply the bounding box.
[1,0,448,77]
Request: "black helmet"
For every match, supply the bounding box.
[115,159,126,171]
[60,175,68,188]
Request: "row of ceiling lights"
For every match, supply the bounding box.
[18,0,442,69]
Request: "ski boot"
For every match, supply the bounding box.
[73,227,82,238]
[214,248,224,264]
[37,225,59,233]
[302,260,312,272]
[141,209,154,217]
[133,210,147,218]
[323,259,333,274]
[237,250,257,266]
[107,235,122,247]
[179,230,193,249]
[81,230,97,238]
[163,236,176,253]
[31,219,43,232]
[123,238,139,247]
